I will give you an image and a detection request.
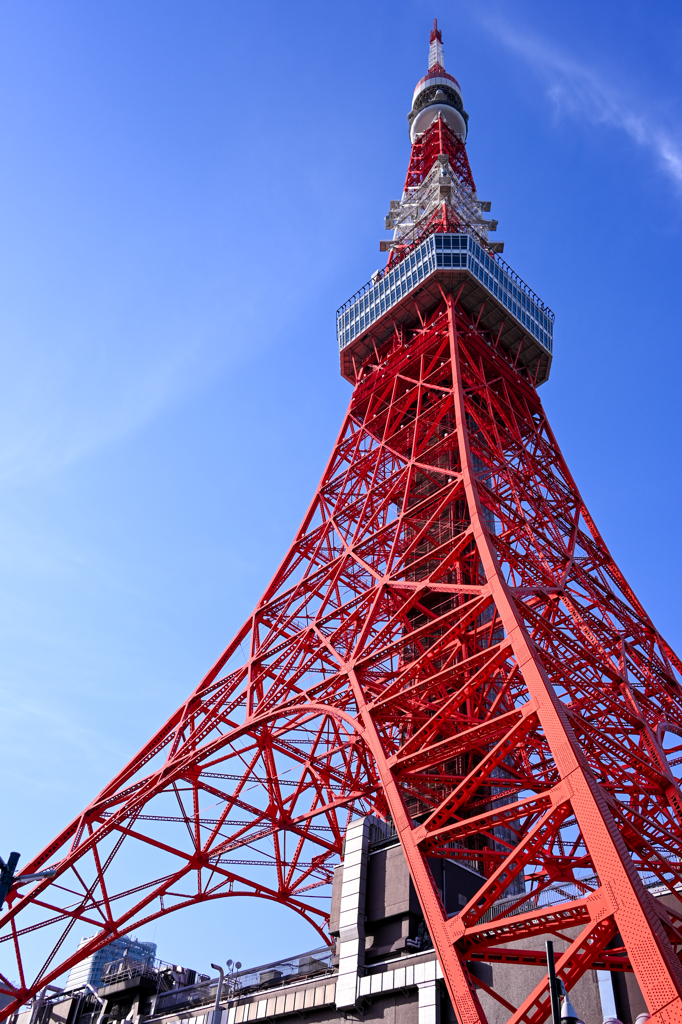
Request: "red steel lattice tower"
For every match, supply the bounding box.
[3,21,682,1024]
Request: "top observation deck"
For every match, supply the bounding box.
[336,231,554,386]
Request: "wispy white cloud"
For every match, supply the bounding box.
[0,341,197,483]
[0,236,329,485]
[482,17,682,188]
[0,283,271,485]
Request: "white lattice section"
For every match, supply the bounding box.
[389,156,489,250]
[428,35,444,70]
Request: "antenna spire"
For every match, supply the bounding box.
[429,18,444,69]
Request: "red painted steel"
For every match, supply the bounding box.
[404,116,474,192]
[3,78,682,1024]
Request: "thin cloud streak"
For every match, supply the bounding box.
[0,339,201,484]
[483,18,682,188]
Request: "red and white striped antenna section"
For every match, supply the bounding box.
[428,18,444,70]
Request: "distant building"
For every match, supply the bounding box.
[65,936,157,991]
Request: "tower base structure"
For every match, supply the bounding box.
[12,816,674,1024]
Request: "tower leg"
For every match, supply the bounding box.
[442,293,682,1024]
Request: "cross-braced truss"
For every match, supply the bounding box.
[2,291,682,1024]
[388,117,489,254]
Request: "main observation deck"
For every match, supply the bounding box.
[337,233,554,385]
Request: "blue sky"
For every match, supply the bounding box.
[1,0,682,984]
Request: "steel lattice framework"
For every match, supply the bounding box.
[4,37,682,1024]
[404,116,474,192]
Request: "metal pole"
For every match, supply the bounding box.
[210,964,224,1024]
[546,940,560,1024]
[85,983,107,1024]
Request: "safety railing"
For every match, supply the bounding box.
[336,231,554,356]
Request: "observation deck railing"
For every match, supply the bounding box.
[152,948,334,1016]
[336,232,554,356]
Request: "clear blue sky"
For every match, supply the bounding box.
[1,0,682,984]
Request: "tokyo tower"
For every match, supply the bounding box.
[3,20,682,1024]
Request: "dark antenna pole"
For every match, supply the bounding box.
[546,939,561,1024]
